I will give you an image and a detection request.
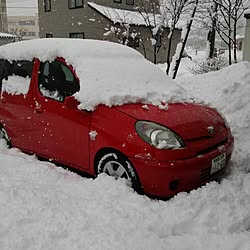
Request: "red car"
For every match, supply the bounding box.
[0,39,234,198]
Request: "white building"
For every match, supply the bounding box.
[8,15,39,41]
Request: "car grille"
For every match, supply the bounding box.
[196,138,228,156]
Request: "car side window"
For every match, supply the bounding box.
[0,59,5,90]
[12,61,34,78]
[39,60,80,102]
[0,59,33,94]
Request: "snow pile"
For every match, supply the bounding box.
[0,38,193,110]
[2,76,31,95]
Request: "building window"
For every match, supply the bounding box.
[44,0,51,12]
[46,33,53,38]
[126,0,134,5]
[69,32,85,39]
[114,0,122,3]
[69,0,83,9]
[18,20,35,26]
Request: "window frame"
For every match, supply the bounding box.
[69,32,85,39]
[44,0,51,12]
[46,33,53,38]
[68,0,84,9]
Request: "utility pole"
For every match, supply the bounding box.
[208,2,218,58]
[0,0,3,32]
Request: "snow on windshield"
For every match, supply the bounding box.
[0,38,194,110]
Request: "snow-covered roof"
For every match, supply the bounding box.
[0,32,16,39]
[0,38,192,110]
[88,2,163,26]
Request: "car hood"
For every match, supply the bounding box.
[114,103,227,141]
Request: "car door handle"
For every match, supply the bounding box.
[35,106,43,113]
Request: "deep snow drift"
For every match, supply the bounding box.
[0,60,250,249]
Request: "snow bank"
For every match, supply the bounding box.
[0,38,193,110]
[0,140,249,250]
[177,61,250,172]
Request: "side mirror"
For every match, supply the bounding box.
[64,96,79,110]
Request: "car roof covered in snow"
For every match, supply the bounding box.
[0,38,193,110]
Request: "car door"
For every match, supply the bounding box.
[0,59,35,150]
[33,59,91,170]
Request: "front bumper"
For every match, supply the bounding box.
[129,138,234,198]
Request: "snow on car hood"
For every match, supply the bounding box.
[0,38,194,110]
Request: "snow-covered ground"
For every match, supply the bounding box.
[1,52,250,249]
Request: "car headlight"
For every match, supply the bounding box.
[135,121,185,150]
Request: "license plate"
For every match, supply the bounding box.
[211,153,226,174]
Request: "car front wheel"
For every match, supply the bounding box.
[97,152,142,193]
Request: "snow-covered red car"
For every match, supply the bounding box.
[0,39,234,198]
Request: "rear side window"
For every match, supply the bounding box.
[0,60,34,95]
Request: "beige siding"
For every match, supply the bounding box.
[243,16,250,62]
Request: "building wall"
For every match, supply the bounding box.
[0,0,8,32]
[38,0,181,63]
[39,1,111,39]
[8,15,39,40]
[243,14,250,61]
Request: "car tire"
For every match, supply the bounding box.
[97,152,142,193]
[0,125,11,147]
